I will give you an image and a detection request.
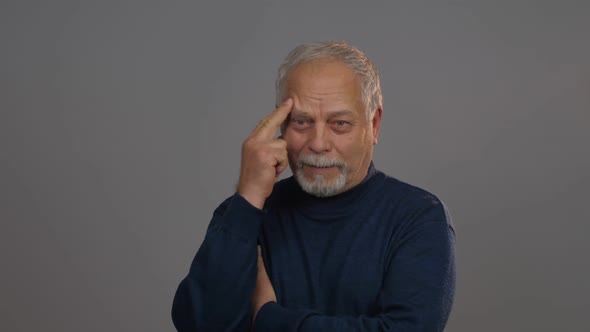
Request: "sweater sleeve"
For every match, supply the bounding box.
[253,214,456,332]
[171,193,264,332]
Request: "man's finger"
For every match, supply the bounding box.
[253,98,293,138]
[274,146,288,177]
[275,163,288,177]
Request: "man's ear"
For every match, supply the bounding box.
[371,107,383,145]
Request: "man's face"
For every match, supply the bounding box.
[281,59,382,197]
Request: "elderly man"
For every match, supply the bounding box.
[172,41,455,331]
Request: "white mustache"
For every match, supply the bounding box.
[297,155,345,169]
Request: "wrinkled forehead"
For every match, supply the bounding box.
[285,59,364,108]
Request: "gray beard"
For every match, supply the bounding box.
[293,154,348,198]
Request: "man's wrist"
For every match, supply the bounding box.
[237,191,265,210]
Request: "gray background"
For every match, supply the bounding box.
[2,1,589,331]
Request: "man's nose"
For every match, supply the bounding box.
[307,125,331,154]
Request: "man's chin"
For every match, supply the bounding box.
[294,171,347,198]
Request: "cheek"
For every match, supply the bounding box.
[335,135,358,156]
[284,132,305,156]
[337,131,369,162]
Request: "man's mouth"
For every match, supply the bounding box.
[296,156,345,172]
[308,165,334,168]
[304,164,339,172]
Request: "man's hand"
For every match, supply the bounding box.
[237,98,293,209]
[252,246,277,324]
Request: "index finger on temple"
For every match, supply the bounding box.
[255,98,293,137]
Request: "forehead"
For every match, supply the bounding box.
[285,59,363,109]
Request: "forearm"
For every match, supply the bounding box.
[253,299,451,332]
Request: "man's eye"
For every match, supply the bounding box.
[334,120,350,127]
[292,119,307,126]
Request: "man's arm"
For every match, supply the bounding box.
[253,215,456,332]
[171,193,263,331]
[171,99,294,331]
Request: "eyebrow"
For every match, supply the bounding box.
[291,109,355,118]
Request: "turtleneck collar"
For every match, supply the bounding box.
[283,161,384,221]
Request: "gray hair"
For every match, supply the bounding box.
[275,41,382,118]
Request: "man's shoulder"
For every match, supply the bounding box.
[376,170,451,224]
[379,172,441,204]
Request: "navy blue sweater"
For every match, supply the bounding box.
[172,163,455,331]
